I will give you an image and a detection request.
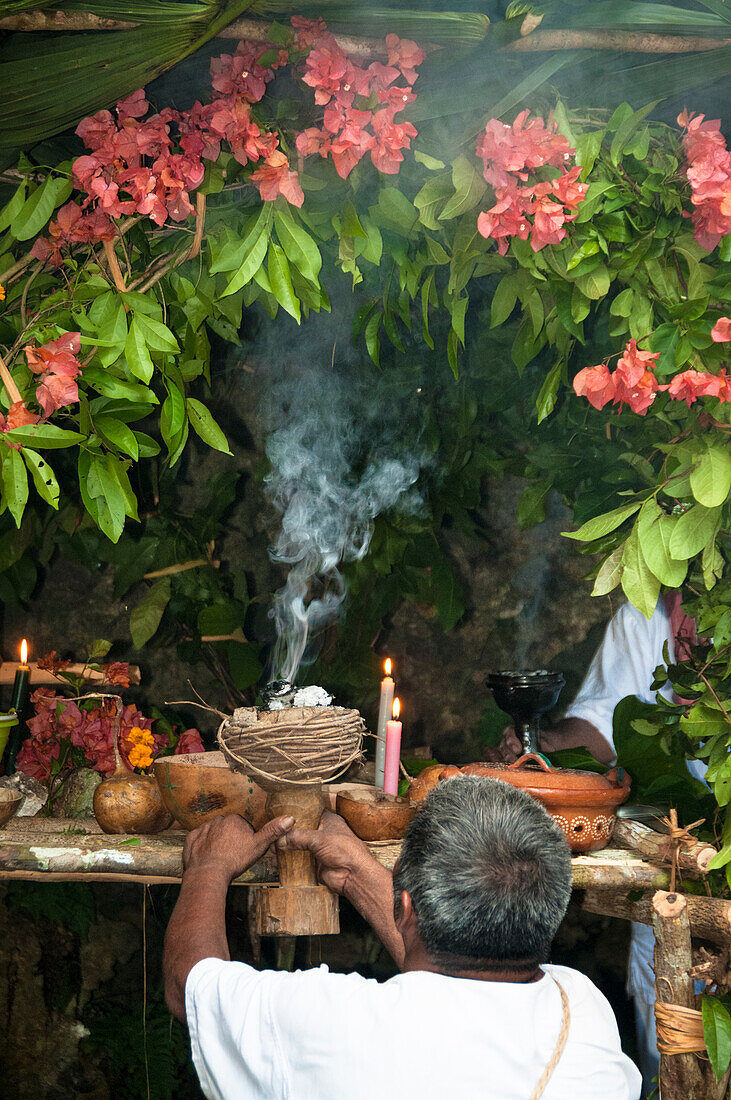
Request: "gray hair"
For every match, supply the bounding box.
[393,776,572,966]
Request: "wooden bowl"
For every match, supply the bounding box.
[0,789,22,827]
[336,788,414,841]
[153,751,267,831]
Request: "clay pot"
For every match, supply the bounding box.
[406,764,446,805]
[440,754,631,853]
[336,788,414,841]
[93,706,172,835]
[153,751,266,831]
[0,789,22,827]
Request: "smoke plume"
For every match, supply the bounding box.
[261,355,425,683]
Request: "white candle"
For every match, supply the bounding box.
[384,697,402,796]
[375,658,394,789]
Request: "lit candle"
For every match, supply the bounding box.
[383,697,402,797]
[4,639,30,774]
[375,658,395,790]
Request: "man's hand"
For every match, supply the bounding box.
[183,813,295,883]
[280,810,374,897]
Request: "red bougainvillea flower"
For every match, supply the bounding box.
[295,126,332,159]
[677,110,731,251]
[303,44,354,106]
[250,151,305,206]
[37,651,72,673]
[551,164,589,210]
[103,661,132,688]
[385,34,426,85]
[116,88,149,121]
[0,401,41,447]
[711,316,731,342]
[211,42,281,104]
[572,363,616,410]
[175,728,205,755]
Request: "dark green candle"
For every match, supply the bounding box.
[4,640,30,774]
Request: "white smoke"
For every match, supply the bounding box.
[262,357,425,683]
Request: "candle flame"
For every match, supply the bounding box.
[20,639,28,665]
[392,697,400,720]
[384,658,392,677]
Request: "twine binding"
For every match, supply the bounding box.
[529,976,570,1100]
[655,1000,707,1056]
[217,705,365,789]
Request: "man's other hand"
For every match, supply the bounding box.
[490,725,523,763]
[182,813,295,883]
[280,810,374,896]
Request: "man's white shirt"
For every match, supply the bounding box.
[186,958,641,1099]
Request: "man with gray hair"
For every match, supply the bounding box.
[165,776,641,1099]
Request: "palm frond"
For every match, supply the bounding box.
[566,1,731,35]
[0,0,259,150]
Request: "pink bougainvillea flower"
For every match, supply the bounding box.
[611,340,661,414]
[664,369,724,406]
[35,372,81,418]
[295,126,332,159]
[116,88,149,121]
[677,109,731,251]
[103,661,132,688]
[529,186,572,251]
[250,150,305,206]
[370,108,417,174]
[573,363,616,410]
[477,185,530,254]
[385,34,426,85]
[25,333,82,417]
[551,164,589,210]
[291,15,330,50]
[711,316,731,342]
[210,42,279,104]
[302,44,353,106]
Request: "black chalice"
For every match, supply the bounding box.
[486,669,565,756]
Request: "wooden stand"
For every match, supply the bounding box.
[252,785,339,937]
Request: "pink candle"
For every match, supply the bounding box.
[383,697,402,796]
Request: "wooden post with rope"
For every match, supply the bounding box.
[652,890,710,1100]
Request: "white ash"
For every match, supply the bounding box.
[293,686,332,708]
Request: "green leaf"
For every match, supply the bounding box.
[186,398,232,455]
[124,318,155,384]
[12,175,72,241]
[576,264,611,300]
[637,501,687,587]
[610,101,659,165]
[668,504,721,560]
[81,366,158,405]
[621,524,660,619]
[222,225,270,297]
[0,180,27,235]
[130,577,171,649]
[414,150,446,170]
[438,155,487,221]
[413,175,453,231]
[364,311,381,367]
[267,242,300,322]
[517,479,551,529]
[690,442,731,508]
[370,188,419,236]
[274,207,322,285]
[22,448,59,509]
[95,416,139,460]
[86,454,126,542]
[491,275,518,327]
[702,998,731,1081]
[1,423,85,449]
[132,314,179,354]
[160,384,186,461]
[592,545,623,596]
[564,501,641,541]
[0,447,28,527]
[421,272,435,349]
[536,361,561,424]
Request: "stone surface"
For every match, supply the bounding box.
[52,768,101,819]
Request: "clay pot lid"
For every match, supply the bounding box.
[461,754,630,794]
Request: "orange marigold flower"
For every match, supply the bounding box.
[0,283,5,301]
[128,742,154,769]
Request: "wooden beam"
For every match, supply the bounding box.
[613,818,717,876]
[0,662,141,687]
[0,11,728,59]
[583,887,731,947]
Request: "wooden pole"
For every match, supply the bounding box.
[0,662,140,687]
[652,891,707,1100]
[583,887,731,948]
